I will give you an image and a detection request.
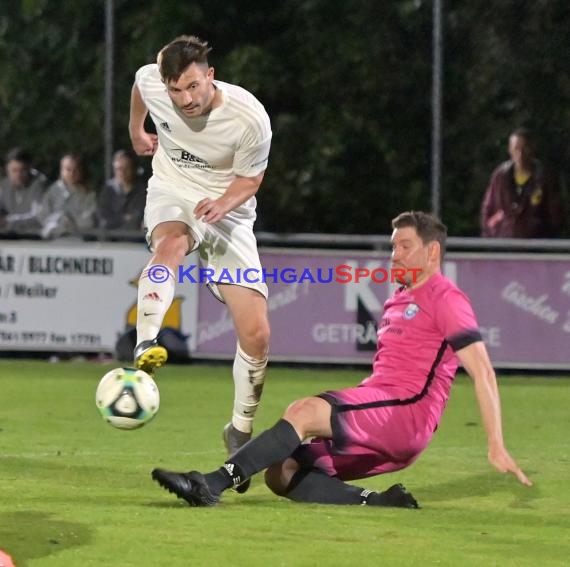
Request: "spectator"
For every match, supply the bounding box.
[98,149,147,231]
[40,153,97,239]
[0,147,47,235]
[481,128,562,238]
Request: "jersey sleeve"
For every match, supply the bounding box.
[233,113,272,177]
[134,64,158,102]
[434,287,482,351]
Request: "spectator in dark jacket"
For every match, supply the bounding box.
[98,149,147,231]
[481,128,562,238]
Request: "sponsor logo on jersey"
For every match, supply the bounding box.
[179,150,208,165]
[171,149,213,170]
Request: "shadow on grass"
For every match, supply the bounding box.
[145,494,278,510]
[0,511,92,566]
[146,500,190,508]
[415,471,539,507]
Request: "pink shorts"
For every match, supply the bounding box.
[291,385,441,481]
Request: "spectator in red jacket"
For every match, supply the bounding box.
[480,128,562,238]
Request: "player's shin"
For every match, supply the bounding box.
[136,264,175,342]
[205,419,301,493]
[285,469,366,504]
[231,343,267,434]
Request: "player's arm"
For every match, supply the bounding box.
[480,172,504,235]
[128,84,158,156]
[456,341,532,486]
[194,172,265,224]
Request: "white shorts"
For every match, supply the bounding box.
[144,185,268,301]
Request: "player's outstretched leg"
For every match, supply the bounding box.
[152,469,219,507]
[223,422,252,494]
[152,419,303,506]
[277,468,420,508]
[134,337,168,374]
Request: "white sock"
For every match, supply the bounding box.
[231,343,268,434]
[136,264,175,344]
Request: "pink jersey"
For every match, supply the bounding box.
[362,272,481,411]
[295,273,483,481]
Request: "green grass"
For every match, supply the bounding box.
[0,360,568,567]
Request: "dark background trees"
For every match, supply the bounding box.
[0,0,568,235]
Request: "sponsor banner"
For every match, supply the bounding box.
[195,250,570,369]
[0,242,198,352]
[1,242,568,369]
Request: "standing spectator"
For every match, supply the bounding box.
[98,149,147,232]
[481,128,562,238]
[40,153,97,239]
[0,148,47,235]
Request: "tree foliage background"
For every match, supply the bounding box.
[0,0,568,236]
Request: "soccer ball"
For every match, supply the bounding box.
[95,367,160,430]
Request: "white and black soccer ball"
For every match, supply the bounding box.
[95,367,160,430]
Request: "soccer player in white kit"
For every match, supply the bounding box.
[129,35,272,490]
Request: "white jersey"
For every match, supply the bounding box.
[135,64,272,201]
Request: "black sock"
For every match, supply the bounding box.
[285,468,370,505]
[204,419,301,493]
[203,468,234,494]
[286,471,419,508]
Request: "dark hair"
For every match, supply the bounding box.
[112,149,136,164]
[391,211,448,259]
[509,127,535,154]
[61,153,87,181]
[61,152,84,167]
[157,35,212,83]
[510,127,533,143]
[5,147,32,166]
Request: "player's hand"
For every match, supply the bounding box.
[194,197,229,224]
[131,131,158,156]
[488,446,532,486]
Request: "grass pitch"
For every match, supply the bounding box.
[0,360,568,567]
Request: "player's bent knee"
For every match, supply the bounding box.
[284,397,320,420]
[253,325,270,354]
[240,325,270,359]
[154,233,189,261]
[282,397,332,439]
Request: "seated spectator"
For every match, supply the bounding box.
[480,128,562,238]
[0,147,48,235]
[98,149,146,232]
[40,153,97,239]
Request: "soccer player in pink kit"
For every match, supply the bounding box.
[152,211,532,507]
